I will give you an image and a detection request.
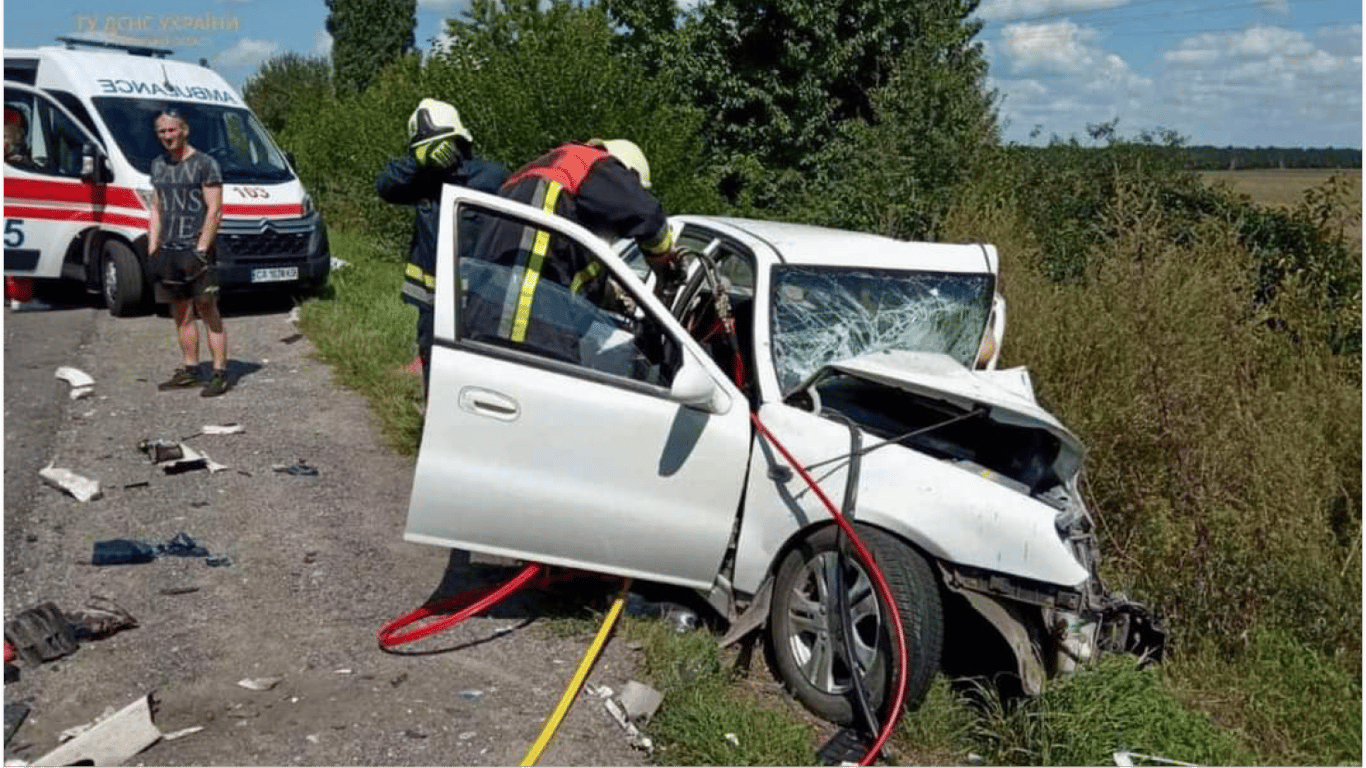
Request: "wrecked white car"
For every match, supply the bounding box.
[405,187,1164,725]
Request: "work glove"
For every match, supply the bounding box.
[648,250,687,307]
[413,137,457,169]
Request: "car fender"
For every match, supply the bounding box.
[731,403,1089,595]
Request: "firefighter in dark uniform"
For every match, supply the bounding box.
[464,138,684,362]
[376,98,509,394]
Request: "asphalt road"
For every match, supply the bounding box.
[2,294,648,766]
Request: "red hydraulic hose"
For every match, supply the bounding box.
[750,412,909,766]
[379,562,548,648]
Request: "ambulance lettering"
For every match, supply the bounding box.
[95,79,237,104]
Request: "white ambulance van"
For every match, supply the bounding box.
[3,38,330,315]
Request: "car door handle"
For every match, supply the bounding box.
[459,387,520,421]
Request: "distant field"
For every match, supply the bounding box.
[1201,168,1362,208]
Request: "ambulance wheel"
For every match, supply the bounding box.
[102,240,149,317]
[766,524,943,725]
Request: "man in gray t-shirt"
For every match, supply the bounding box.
[148,109,230,397]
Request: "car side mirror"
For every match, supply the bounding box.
[80,143,110,183]
[285,150,296,168]
[670,356,725,413]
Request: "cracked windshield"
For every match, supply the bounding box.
[771,266,994,393]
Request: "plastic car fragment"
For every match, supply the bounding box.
[38,463,102,501]
[54,366,94,399]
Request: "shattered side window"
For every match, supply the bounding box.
[770,266,994,393]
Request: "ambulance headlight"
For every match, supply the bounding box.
[301,192,315,217]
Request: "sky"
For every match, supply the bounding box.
[3,0,1361,148]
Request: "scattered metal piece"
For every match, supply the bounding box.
[159,586,201,596]
[459,690,483,700]
[305,733,320,744]
[237,677,282,692]
[402,729,428,739]
[619,680,663,723]
[38,464,101,502]
[54,367,94,400]
[138,439,183,463]
[199,423,243,436]
[162,725,204,741]
[33,694,160,767]
[724,732,740,747]
[333,669,352,675]
[204,554,232,568]
[457,731,476,741]
[122,481,150,490]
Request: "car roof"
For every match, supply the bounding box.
[672,215,998,274]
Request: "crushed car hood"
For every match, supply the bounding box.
[822,350,1085,481]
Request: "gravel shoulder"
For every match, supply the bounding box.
[3,300,646,766]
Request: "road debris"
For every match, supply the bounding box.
[92,534,225,567]
[4,603,79,665]
[54,366,94,399]
[161,725,203,741]
[65,596,138,641]
[724,732,740,747]
[199,423,244,436]
[38,464,101,502]
[1113,751,1198,766]
[618,680,663,723]
[33,693,161,767]
[272,461,319,477]
[4,702,29,746]
[237,677,282,692]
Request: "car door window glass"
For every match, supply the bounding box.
[38,98,87,177]
[4,92,38,170]
[455,208,681,388]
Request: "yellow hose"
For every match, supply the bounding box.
[519,578,633,766]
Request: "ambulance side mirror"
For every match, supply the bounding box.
[80,143,111,184]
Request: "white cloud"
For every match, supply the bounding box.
[216,38,279,69]
[1000,21,1103,75]
[1151,25,1360,145]
[315,30,333,57]
[976,0,1126,23]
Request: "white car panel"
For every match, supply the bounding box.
[731,402,1090,594]
[406,187,752,589]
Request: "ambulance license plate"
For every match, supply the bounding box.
[251,267,298,283]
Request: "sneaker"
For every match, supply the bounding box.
[200,370,230,398]
[157,366,200,390]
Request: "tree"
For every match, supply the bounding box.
[325,0,417,93]
[242,53,333,135]
[668,0,995,174]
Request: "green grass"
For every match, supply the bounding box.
[296,228,425,455]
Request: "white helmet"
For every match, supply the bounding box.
[408,98,471,148]
[598,138,651,189]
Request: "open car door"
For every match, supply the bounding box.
[405,186,752,589]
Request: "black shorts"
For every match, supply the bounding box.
[152,246,219,302]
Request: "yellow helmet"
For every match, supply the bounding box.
[597,138,651,189]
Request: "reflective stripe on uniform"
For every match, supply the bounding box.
[405,262,436,288]
[641,226,673,256]
[505,180,562,343]
[402,280,434,305]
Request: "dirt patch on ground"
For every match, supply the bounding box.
[3,304,652,766]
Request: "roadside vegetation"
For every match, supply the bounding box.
[265,1,1361,764]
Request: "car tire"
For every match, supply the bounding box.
[102,240,149,317]
[766,523,943,725]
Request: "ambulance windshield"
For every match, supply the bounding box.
[93,98,294,183]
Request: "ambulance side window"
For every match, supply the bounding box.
[4,92,37,169]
